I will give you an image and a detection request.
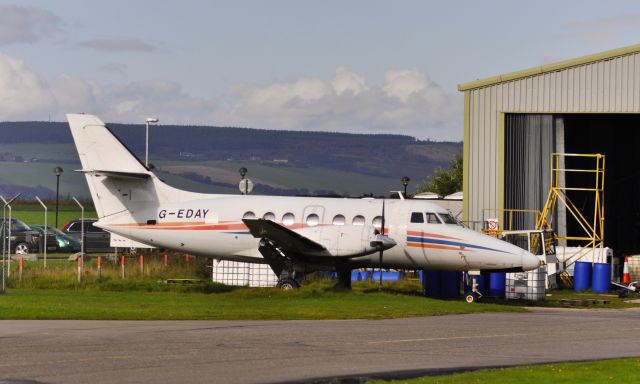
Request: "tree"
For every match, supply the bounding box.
[416,154,462,197]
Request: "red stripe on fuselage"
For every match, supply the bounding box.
[406,231,461,240]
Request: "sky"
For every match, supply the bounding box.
[1,0,639,140]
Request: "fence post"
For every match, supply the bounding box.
[139,255,144,276]
[77,255,82,283]
[97,255,102,279]
[121,255,125,279]
[19,255,23,284]
[164,254,168,268]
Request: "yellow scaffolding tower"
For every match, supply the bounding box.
[536,153,605,269]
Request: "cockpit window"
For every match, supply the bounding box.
[437,213,459,225]
[426,212,442,224]
[410,212,424,223]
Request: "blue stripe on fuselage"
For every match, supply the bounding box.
[406,236,510,254]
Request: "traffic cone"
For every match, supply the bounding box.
[622,256,631,284]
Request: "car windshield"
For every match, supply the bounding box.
[10,219,32,232]
[34,226,66,236]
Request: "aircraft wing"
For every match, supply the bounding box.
[242,218,326,256]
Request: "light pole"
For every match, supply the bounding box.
[239,167,248,195]
[54,166,63,228]
[401,176,410,198]
[145,117,159,167]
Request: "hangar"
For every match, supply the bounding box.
[458,44,640,256]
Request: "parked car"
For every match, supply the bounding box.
[31,225,81,253]
[61,219,114,253]
[0,218,57,254]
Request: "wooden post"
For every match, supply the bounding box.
[77,255,82,283]
[19,255,23,284]
[121,255,125,279]
[139,255,144,276]
[97,255,102,279]
[164,254,168,268]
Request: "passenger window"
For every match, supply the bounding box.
[332,214,345,225]
[426,213,442,224]
[282,213,295,226]
[68,223,80,232]
[263,212,276,221]
[372,216,382,229]
[352,215,365,226]
[306,214,319,226]
[242,211,256,219]
[88,223,103,232]
[410,212,424,223]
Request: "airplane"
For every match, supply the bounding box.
[67,113,541,299]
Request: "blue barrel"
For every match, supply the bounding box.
[488,272,506,297]
[440,271,461,298]
[423,270,441,297]
[351,270,362,282]
[574,261,592,291]
[592,262,611,293]
[464,274,485,295]
[371,271,400,282]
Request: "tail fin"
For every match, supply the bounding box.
[67,113,210,221]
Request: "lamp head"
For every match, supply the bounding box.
[401,176,410,187]
[54,166,64,177]
[239,167,247,177]
[145,117,159,123]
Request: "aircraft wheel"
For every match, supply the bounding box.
[277,278,300,290]
[464,292,479,303]
[14,242,30,255]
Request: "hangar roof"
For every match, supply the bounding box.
[458,43,640,91]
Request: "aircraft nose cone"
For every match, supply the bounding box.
[521,251,541,271]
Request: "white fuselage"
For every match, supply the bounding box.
[66,112,539,274]
[97,194,539,271]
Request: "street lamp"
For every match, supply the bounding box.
[239,167,248,195]
[145,117,159,167]
[54,166,63,228]
[401,176,411,198]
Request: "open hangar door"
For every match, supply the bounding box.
[563,114,640,257]
[504,113,640,257]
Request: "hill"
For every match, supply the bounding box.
[0,121,461,198]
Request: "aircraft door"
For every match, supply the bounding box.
[407,211,430,265]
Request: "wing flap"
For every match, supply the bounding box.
[243,218,326,255]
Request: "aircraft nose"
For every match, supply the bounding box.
[521,250,541,271]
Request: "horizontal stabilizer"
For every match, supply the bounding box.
[77,169,151,180]
[243,218,326,255]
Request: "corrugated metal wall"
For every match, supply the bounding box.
[504,114,554,229]
[464,51,640,225]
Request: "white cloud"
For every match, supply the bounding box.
[213,67,462,140]
[0,52,461,140]
[0,53,56,119]
[0,5,60,45]
[78,37,157,52]
[561,13,640,43]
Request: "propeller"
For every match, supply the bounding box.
[379,200,385,290]
[369,199,396,290]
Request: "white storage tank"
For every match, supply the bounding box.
[212,259,278,287]
[506,266,547,301]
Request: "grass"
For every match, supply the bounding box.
[10,202,97,228]
[0,257,524,320]
[154,159,401,195]
[0,285,524,320]
[373,358,640,383]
